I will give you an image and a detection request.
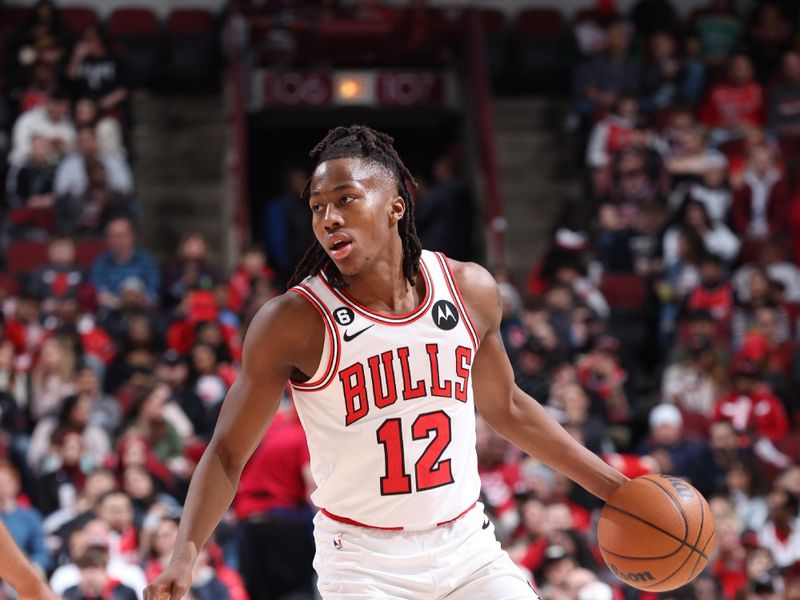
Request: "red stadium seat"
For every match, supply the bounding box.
[0,7,31,34]
[108,8,159,36]
[166,9,215,34]
[75,240,107,268]
[166,9,218,84]
[0,275,20,296]
[8,208,55,234]
[5,241,49,275]
[516,8,564,35]
[60,7,99,34]
[107,8,162,87]
[474,9,506,35]
[514,9,566,82]
[599,273,648,311]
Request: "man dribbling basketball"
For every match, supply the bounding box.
[0,521,59,600]
[144,126,628,599]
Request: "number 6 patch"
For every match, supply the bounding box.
[333,307,355,326]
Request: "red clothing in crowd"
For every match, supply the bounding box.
[478,460,522,519]
[686,282,734,329]
[712,386,789,443]
[227,266,275,315]
[700,81,765,129]
[732,176,791,237]
[233,408,310,520]
[713,554,747,600]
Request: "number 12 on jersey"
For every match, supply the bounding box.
[376,410,454,495]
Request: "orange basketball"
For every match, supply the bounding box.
[597,474,716,592]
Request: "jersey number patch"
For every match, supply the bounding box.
[376,410,454,495]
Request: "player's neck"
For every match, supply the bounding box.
[342,242,420,315]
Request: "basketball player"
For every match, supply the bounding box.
[144,126,628,600]
[0,520,59,599]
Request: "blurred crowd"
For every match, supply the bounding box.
[483,0,800,599]
[3,1,800,600]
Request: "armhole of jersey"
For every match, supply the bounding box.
[434,252,480,351]
[288,286,340,391]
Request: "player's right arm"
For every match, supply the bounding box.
[0,521,57,600]
[144,293,322,600]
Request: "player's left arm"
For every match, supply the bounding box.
[0,521,58,600]
[450,260,628,501]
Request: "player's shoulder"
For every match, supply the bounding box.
[437,256,500,335]
[440,256,498,302]
[243,288,323,350]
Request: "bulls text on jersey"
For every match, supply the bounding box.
[339,343,473,426]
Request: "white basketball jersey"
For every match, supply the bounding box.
[289,250,482,530]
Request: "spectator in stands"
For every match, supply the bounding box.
[712,513,748,598]
[155,351,212,441]
[732,144,791,241]
[63,545,138,600]
[226,246,274,315]
[415,152,473,261]
[90,217,160,312]
[726,459,768,531]
[668,151,732,225]
[665,124,716,180]
[674,200,740,265]
[641,31,704,114]
[50,516,147,597]
[74,98,124,157]
[661,334,726,430]
[767,50,800,136]
[120,384,190,470]
[570,19,641,127]
[757,488,800,571]
[10,88,75,166]
[103,315,161,394]
[25,236,84,311]
[28,392,110,477]
[58,158,135,236]
[68,28,128,115]
[263,168,313,284]
[162,233,218,310]
[713,358,789,447]
[733,240,800,305]
[694,0,743,67]
[607,146,666,225]
[731,268,791,349]
[700,54,765,146]
[234,398,313,600]
[0,459,51,572]
[747,2,793,82]
[5,134,57,209]
[586,94,640,197]
[54,125,132,199]
[636,404,714,493]
[29,334,76,421]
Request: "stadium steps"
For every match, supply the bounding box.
[492,96,583,285]
[131,90,232,272]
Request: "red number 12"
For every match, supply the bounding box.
[376,410,454,496]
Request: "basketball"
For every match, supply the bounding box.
[597,474,716,592]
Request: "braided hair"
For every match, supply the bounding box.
[288,125,422,289]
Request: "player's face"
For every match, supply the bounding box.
[309,157,404,277]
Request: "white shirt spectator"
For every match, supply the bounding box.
[54,152,133,197]
[733,262,800,303]
[50,558,147,600]
[10,105,76,166]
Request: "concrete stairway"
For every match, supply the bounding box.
[131,90,232,272]
[492,97,584,285]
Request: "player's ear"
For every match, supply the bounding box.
[389,195,405,224]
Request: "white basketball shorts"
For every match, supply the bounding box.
[312,502,539,599]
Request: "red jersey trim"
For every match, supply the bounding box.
[319,259,434,325]
[321,502,477,531]
[435,253,480,351]
[288,285,340,391]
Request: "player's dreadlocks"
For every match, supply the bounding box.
[288,125,422,289]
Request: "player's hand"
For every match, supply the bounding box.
[144,564,193,600]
